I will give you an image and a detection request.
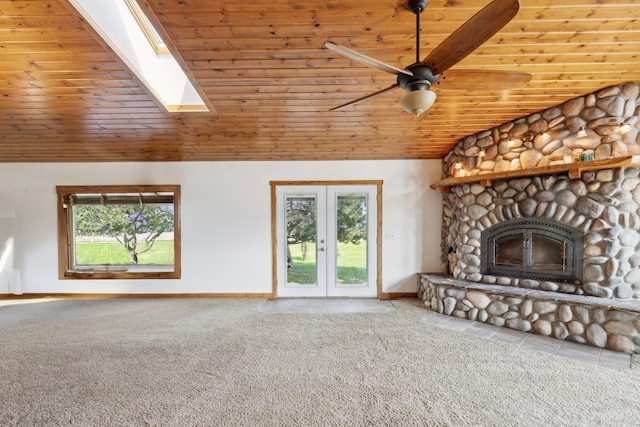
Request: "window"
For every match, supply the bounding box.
[57,185,181,279]
[66,0,211,112]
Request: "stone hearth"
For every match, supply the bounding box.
[418,274,640,353]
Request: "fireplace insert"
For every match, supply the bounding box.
[480,218,583,283]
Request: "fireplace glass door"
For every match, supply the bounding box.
[494,233,566,272]
[482,219,583,283]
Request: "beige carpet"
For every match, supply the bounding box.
[0,297,638,426]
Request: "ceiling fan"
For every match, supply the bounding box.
[325,0,532,116]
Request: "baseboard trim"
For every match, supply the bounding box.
[1,292,416,300]
[379,292,418,300]
[0,293,275,300]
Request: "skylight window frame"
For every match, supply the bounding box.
[65,0,214,114]
[123,0,169,55]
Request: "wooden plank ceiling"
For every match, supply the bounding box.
[0,0,638,162]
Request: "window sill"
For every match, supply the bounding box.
[62,267,179,280]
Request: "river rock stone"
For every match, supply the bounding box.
[520,149,543,169]
[443,297,456,315]
[559,305,573,322]
[486,316,504,327]
[475,192,493,207]
[596,169,614,182]
[583,264,605,282]
[573,306,590,324]
[533,319,552,336]
[518,198,537,217]
[613,284,633,300]
[603,320,637,336]
[486,301,509,316]
[597,95,625,116]
[597,86,620,98]
[463,254,481,267]
[468,204,489,220]
[608,335,635,353]
[612,140,629,157]
[586,324,607,348]
[584,245,602,256]
[554,322,570,340]
[621,82,640,100]
[629,253,640,268]
[446,288,466,300]
[563,97,585,117]
[532,301,557,314]
[503,311,519,320]
[567,321,585,335]
[534,190,555,202]
[576,196,605,218]
[538,138,563,155]
[624,268,640,284]
[570,180,588,197]
[453,309,467,318]
[583,282,611,298]
[554,189,577,206]
[509,122,529,138]
[618,229,639,247]
[466,290,492,309]
[592,309,607,324]
[520,299,533,317]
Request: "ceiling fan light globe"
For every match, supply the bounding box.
[400,89,436,116]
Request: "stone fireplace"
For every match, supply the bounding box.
[419,82,640,353]
[441,168,640,299]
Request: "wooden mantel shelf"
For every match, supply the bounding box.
[432,155,640,193]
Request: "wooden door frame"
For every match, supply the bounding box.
[270,180,383,299]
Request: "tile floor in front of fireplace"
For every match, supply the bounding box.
[261,298,632,369]
[423,312,632,369]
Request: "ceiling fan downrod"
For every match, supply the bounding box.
[408,0,428,63]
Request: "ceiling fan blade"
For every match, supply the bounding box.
[435,69,532,90]
[329,84,400,111]
[325,42,413,76]
[422,0,520,74]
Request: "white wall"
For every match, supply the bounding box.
[0,160,443,295]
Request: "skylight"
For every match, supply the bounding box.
[67,0,211,113]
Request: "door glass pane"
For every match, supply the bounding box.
[336,195,367,285]
[531,235,565,271]
[285,196,317,285]
[494,235,523,267]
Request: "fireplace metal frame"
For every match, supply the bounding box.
[480,218,584,283]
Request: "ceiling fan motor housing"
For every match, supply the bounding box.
[397,64,440,92]
[408,0,429,14]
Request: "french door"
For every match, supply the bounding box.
[275,185,378,297]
